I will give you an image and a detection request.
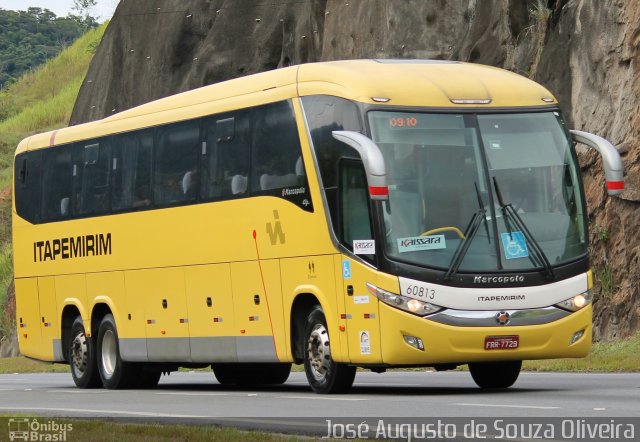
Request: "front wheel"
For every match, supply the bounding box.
[68,316,101,388]
[469,360,522,389]
[96,314,140,389]
[303,307,356,394]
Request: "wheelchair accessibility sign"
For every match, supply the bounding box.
[500,231,529,260]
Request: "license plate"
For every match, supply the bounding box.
[484,335,519,350]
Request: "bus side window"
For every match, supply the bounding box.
[77,141,110,216]
[201,111,251,199]
[251,101,305,192]
[339,160,374,260]
[154,121,200,206]
[41,145,73,221]
[112,130,153,211]
[14,151,42,224]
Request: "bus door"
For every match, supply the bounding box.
[339,160,381,363]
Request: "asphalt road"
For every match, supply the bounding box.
[1,370,639,436]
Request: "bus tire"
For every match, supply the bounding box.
[469,360,522,389]
[69,316,101,388]
[303,307,356,394]
[96,314,139,389]
[212,363,292,385]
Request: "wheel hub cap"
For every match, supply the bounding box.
[307,324,331,380]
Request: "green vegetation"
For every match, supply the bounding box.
[0,417,311,442]
[0,7,97,90]
[0,23,107,343]
[523,331,640,372]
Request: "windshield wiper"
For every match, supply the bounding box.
[492,177,555,280]
[443,183,487,281]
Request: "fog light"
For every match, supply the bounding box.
[570,329,585,345]
[403,335,425,351]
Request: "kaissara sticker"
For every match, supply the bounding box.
[353,240,375,255]
[353,295,370,305]
[397,235,446,253]
[359,331,371,355]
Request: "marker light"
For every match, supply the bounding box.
[403,335,425,351]
[367,283,442,317]
[450,98,492,105]
[570,329,585,345]
[555,291,593,312]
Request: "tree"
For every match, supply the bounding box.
[72,0,98,28]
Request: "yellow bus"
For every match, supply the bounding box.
[13,60,624,393]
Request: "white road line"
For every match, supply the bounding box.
[45,390,108,394]
[156,392,231,397]
[0,406,211,419]
[454,403,561,410]
[355,382,423,387]
[277,395,367,401]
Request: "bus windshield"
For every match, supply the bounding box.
[368,111,587,273]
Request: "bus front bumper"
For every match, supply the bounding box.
[379,302,592,365]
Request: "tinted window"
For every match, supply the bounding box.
[76,140,110,216]
[154,121,200,206]
[302,95,362,226]
[201,111,251,199]
[14,151,42,223]
[112,130,153,211]
[41,145,74,221]
[340,160,374,259]
[252,101,305,192]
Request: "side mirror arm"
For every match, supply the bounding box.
[570,130,624,196]
[332,131,388,201]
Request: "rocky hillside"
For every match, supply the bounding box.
[72,0,639,340]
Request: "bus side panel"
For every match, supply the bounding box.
[341,258,382,364]
[86,271,134,354]
[127,268,190,362]
[281,255,346,362]
[260,259,287,362]
[121,271,149,361]
[36,277,59,361]
[14,278,43,360]
[55,274,87,362]
[185,264,237,362]
[230,261,279,362]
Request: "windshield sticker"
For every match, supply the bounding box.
[397,235,446,253]
[353,240,375,255]
[500,231,529,259]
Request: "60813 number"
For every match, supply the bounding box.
[405,284,436,300]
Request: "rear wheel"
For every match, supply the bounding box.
[303,307,356,394]
[68,317,101,388]
[469,360,522,389]
[96,314,140,389]
[212,363,291,385]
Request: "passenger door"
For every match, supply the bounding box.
[338,161,381,363]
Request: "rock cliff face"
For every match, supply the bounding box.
[72,0,639,340]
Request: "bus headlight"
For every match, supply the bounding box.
[555,291,593,312]
[367,283,442,316]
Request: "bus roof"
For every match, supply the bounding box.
[16,59,557,155]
